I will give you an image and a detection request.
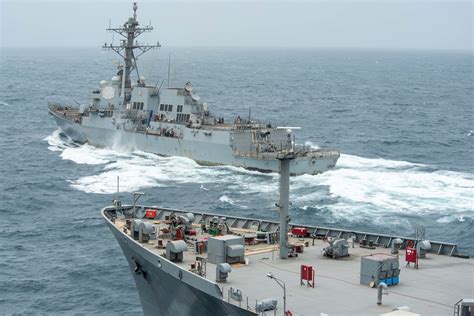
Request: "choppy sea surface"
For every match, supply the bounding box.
[0,47,472,314]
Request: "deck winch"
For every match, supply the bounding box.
[322,238,350,259]
[391,238,403,254]
[166,240,187,262]
[131,219,155,243]
[416,240,431,258]
[204,216,231,236]
[163,213,194,240]
[215,263,232,282]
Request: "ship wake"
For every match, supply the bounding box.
[45,130,474,223]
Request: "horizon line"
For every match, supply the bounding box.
[1,45,472,53]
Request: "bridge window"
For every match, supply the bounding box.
[133,102,144,110]
[176,113,190,123]
[177,105,183,113]
[160,104,174,112]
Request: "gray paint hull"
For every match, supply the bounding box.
[52,113,337,175]
[104,216,256,316]
[102,205,460,315]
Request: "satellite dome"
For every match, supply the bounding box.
[184,82,193,92]
[111,76,120,84]
[139,76,146,84]
[191,92,200,101]
[100,80,108,86]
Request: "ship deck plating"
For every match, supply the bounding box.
[103,206,472,315]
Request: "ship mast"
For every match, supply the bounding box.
[103,2,160,106]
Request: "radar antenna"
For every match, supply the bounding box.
[103,2,160,106]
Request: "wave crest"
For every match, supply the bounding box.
[45,130,473,223]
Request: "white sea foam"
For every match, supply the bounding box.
[218,195,248,209]
[0,101,12,107]
[44,129,71,152]
[437,215,466,224]
[45,130,474,223]
[45,130,118,164]
[219,195,234,205]
[60,144,116,165]
[70,152,217,194]
[294,154,474,222]
[303,141,320,149]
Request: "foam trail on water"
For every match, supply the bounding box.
[219,195,235,205]
[303,141,320,149]
[437,215,466,224]
[45,130,474,223]
[45,130,118,164]
[70,153,219,194]
[60,145,118,165]
[44,129,73,152]
[45,129,276,195]
[294,154,474,223]
[219,195,248,209]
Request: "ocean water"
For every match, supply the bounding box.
[0,47,472,314]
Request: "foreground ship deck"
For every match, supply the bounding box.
[102,206,473,316]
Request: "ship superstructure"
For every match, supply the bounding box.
[48,2,339,175]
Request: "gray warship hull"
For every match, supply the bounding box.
[51,109,338,175]
[104,211,256,316]
[102,206,468,316]
[48,2,340,175]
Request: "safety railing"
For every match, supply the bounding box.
[220,285,290,316]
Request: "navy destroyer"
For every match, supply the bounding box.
[102,154,473,315]
[48,3,339,175]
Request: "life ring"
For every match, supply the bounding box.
[407,240,414,248]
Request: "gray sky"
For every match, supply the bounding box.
[1,0,472,50]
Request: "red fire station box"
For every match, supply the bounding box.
[301,265,313,280]
[145,209,157,219]
[405,247,418,269]
[300,265,315,287]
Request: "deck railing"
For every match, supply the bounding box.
[221,285,287,315]
[154,207,461,257]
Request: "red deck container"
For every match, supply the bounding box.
[292,227,308,237]
[145,209,157,219]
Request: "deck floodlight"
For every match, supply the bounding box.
[266,272,286,315]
